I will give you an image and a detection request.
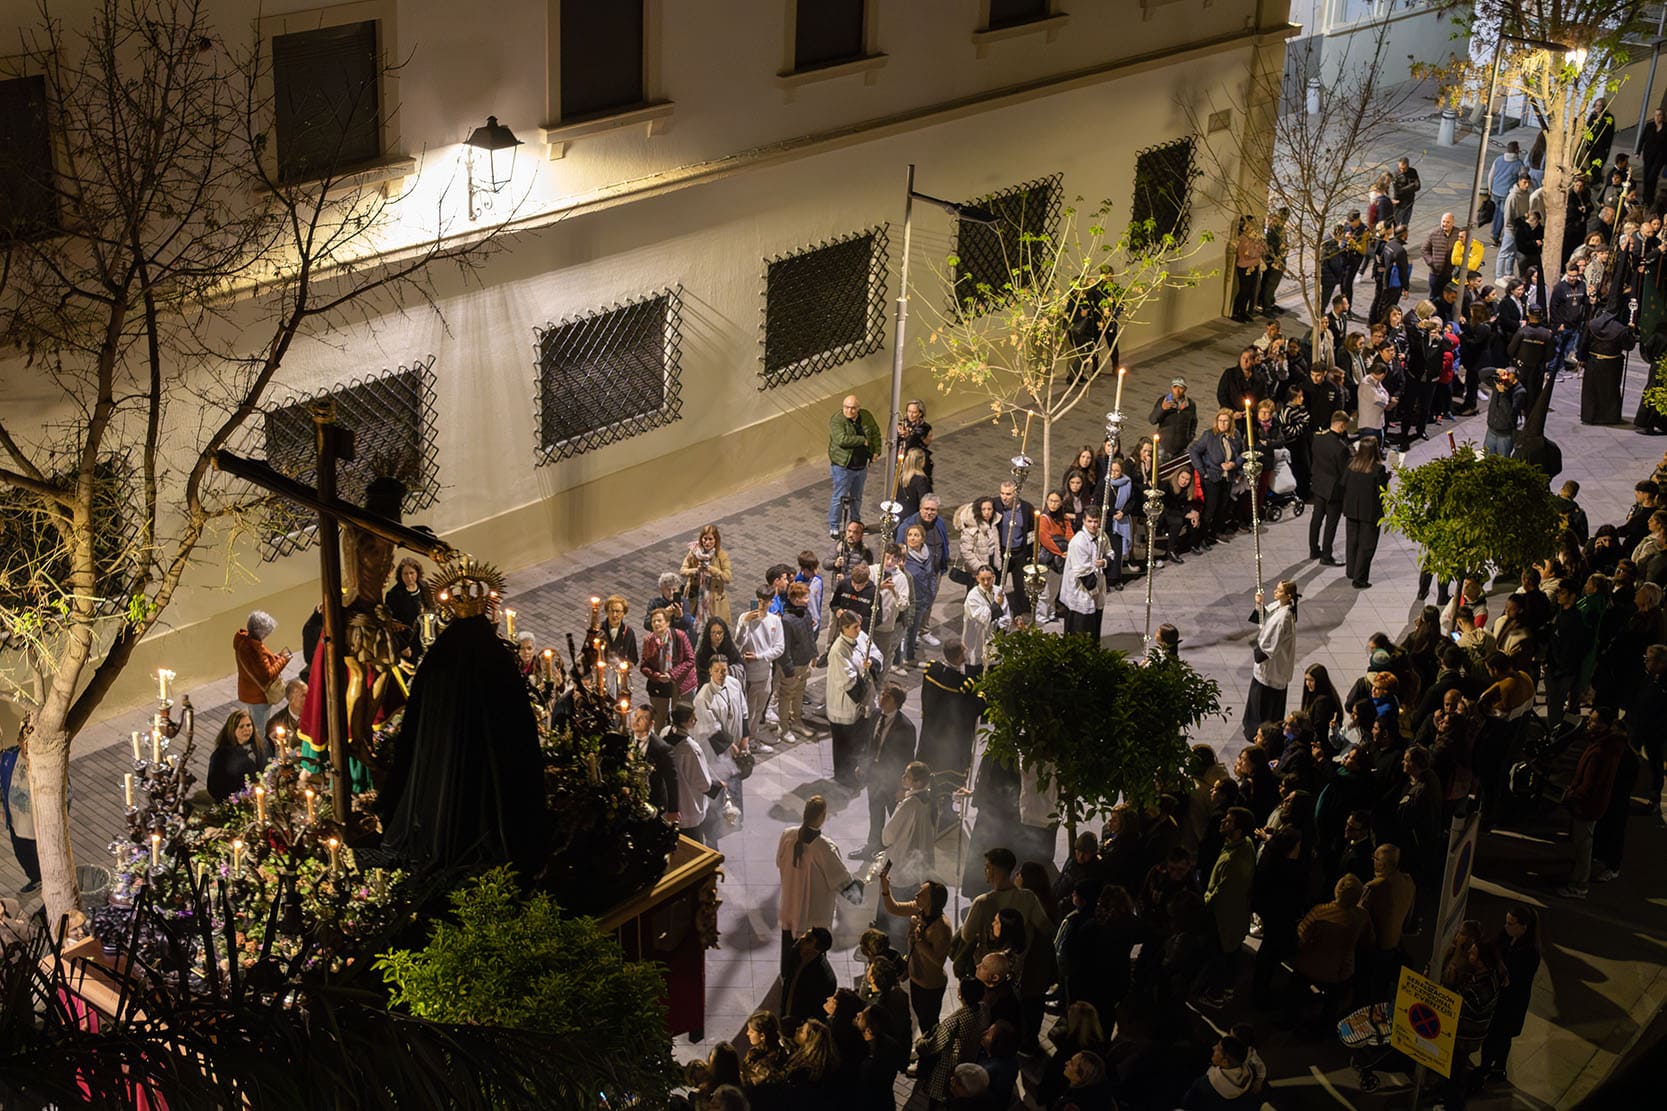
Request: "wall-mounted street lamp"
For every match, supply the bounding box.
[464,116,523,220]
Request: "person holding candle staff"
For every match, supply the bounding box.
[1060,506,1112,638]
[1243,580,1300,741]
[207,709,264,803]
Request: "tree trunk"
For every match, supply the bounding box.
[1539,102,1574,284]
[1040,417,1054,502]
[26,721,81,932]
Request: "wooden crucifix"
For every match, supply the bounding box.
[214,402,453,822]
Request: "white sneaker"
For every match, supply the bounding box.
[921,632,942,647]
[778,729,797,745]
[1593,867,1618,883]
[752,742,775,754]
[764,711,780,726]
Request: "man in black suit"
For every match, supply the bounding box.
[629,707,680,823]
[918,639,982,780]
[851,683,919,859]
[1308,411,1351,566]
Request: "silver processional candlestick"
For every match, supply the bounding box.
[1143,437,1162,645]
[1243,405,1265,619]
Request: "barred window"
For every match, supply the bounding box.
[760,226,889,389]
[0,75,57,240]
[534,288,684,464]
[271,20,381,183]
[951,173,1063,313]
[1130,138,1198,252]
[258,359,439,561]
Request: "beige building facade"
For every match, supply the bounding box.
[0,0,1293,718]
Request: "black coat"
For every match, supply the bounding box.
[1309,429,1351,501]
[1342,465,1389,522]
[641,733,680,815]
[918,662,981,776]
[868,711,918,786]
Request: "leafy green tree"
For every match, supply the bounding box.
[1381,451,1560,582]
[976,627,1222,832]
[377,867,678,1107]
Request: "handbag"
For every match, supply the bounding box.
[732,749,756,781]
[947,564,975,588]
[1078,571,1098,594]
[846,672,872,707]
[263,675,287,704]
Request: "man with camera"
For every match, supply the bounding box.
[1480,364,1527,457]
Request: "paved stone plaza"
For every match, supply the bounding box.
[11,95,1667,1110]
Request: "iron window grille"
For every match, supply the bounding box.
[759,225,890,389]
[951,172,1063,314]
[533,287,684,464]
[1129,137,1199,252]
[254,357,439,561]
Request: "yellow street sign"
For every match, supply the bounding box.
[1391,965,1462,1078]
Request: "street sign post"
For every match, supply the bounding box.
[1431,809,1481,969]
[1392,965,1462,1078]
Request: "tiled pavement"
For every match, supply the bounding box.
[11,101,1667,1110]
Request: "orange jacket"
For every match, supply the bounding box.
[233,629,285,703]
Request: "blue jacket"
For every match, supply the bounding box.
[1188,428,1246,483]
[898,512,950,573]
[1489,153,1524,197]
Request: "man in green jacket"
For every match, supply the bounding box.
[827,394,882,539]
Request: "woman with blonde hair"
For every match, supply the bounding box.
[681,524,733,624]
[600,593,639,665]
[784,1017,840,1089]
[896,447,932,520]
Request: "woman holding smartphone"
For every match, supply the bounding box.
[879,871,952,1036]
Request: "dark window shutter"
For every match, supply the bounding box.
[0,75,57,240]
[272,20,381,183]
[1130,138,1198,252]
[987,0,1048,29]
[794,0,866,71]
[560,1,645,121]
[762,228,889,387]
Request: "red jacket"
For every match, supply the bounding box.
[1567,729,1624,821]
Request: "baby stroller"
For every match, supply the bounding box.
[1261,446,1306,522]
[1337,1001,1400,1093]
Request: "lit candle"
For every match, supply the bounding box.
[194,860,206,887]
[231,838,244,877]
[419,611,436,643]
[504,609,517,639]
[1150,433,1160,485]
[595,658,606,694]
[304,787,316,823]
[618,659,631,694]
[326,836,340,876]
[156,669,172,701]
[273,725,287,762]
[617,696,631,730]
[1114,366,1126,413]
[151,729,161,764]
[123,773,134,808]
[589,596,602,623]
[166,753,178,771]
[1244,398,1254,451]
[131,731,142,762]
[149,832,161,870]
[255,785,266,824]
[541,648,554,682]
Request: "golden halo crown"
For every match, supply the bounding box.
[430,556,507,619]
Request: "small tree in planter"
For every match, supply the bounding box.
[976,627,1222,833]
[1382,450,1561,582]
[377,866,678,1107]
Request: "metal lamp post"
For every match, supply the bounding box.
[882,166,997,533]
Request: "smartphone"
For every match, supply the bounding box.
[1450,630,1463,642]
